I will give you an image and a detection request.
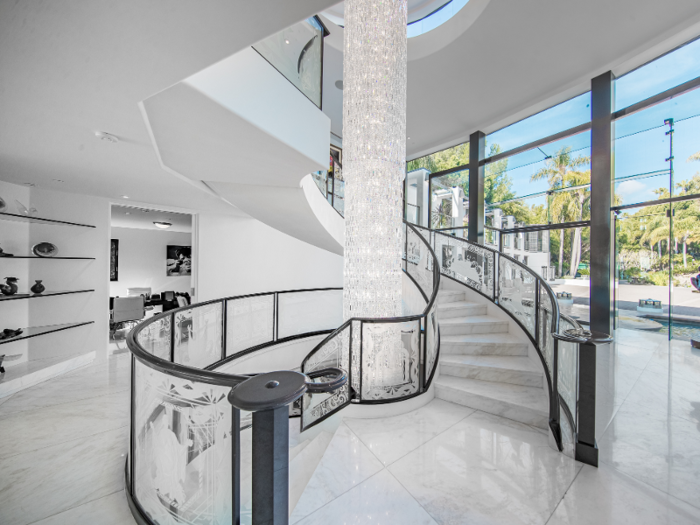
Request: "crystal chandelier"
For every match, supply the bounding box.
[343,0,408,320]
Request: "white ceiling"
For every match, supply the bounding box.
[111,204,192,233]
[321,0,700,159]
[1,0,699,214]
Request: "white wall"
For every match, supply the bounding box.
[26,187,111,364]
[196,214,343,302]
[109,226,191,298]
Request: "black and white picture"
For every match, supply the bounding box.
[166,245,191,276]
[110,239,119,281]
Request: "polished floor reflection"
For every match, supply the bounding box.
[1,329,699,524]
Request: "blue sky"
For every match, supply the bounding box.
[483,37,700,209]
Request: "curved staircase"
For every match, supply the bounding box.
[434,287,550,430]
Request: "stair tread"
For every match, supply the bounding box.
[441,354,542,374]
[438,290,464,296]
[437,301,484,310]
[440,333,525,344]
[439,315,506,325]
[436,376,548,414]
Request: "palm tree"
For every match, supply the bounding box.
[531,147,590,277]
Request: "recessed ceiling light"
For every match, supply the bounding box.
[94,131,119,143]
[121,195,129,199]
[335,80,343,90]
[285,39,290,44]
[153,221,172,229]
[125,212,131,215]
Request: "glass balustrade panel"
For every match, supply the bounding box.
[133,360,233,525]
[277,290,343,340]
[498,256,537,337]
[406,226,433,298]
[557,317,579,427]
[361,320,421,400]
[173,302,223,368]
[538,282,555,370]
[301,325,351,430]
[425,301,439,384]
[252,17,324,107]
[136,315,172,360]
[435,233,495,299]
[226,295,274,356]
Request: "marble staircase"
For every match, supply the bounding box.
[434,289,550,429]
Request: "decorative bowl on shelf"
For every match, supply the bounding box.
[32,242,58,258]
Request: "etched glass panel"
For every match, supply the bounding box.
[538,283,555,371]
[133,360,233,524]
[278,290,343,339]
[557,316,579,425]
[406,226,432,298]
[434,233,494,299]
[361,321,420,400]
[425,303,439,384]
[301,325,351,430]
[498,256,537,336]
[137,315,172,360]
[174,303,223,368]
[559,402,575,459]
[226,295,274,356]
[351,320,362,396]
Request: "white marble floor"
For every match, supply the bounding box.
[1,329,700,524]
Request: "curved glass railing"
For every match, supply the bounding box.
[300,221,441,430]
[310,174,580,450]
[125,289,346,524]
[430,228,582,452]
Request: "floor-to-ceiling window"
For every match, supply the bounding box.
[612,37,700,340]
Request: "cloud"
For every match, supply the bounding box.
[616,180,647,196]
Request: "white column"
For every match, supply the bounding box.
[342,0,408,320]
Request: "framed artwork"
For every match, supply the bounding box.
[167,245,192,276]
[110,239,119,281]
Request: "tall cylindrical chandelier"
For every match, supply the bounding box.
[343,0,408,321]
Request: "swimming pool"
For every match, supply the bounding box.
[653,319,700,341]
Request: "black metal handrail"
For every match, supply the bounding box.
[124,287,347,525]
[298,220,442,429]
[429,227,582,451]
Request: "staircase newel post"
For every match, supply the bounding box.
[228,371,309,525]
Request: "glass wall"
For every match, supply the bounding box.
[253,17,325,107]
[429,170,468,229]
[612,38,700,340]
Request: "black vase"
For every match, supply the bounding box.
[31,280,45,294]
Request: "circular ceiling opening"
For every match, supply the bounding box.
[323,0,470,38]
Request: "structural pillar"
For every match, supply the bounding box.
[590,71,615,335]
[468,131,485,244]
[342,0,407,320]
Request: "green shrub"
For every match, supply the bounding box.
[579,268,590,276]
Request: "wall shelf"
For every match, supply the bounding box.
[0,256,95,260]
[0,290,94,302]
[0,212,95,228]
[0,321,95,345]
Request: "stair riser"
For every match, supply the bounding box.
[439,322,509,335]
[437,294,466,304]
[437,305,487,318]
[435,384,548,429]
[441,342,528,356]
[440,363,543,388]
